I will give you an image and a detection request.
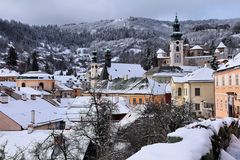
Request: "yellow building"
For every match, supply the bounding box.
[214,53,240,118]
[171,66,214,118]
[84,77,171,106]
[16,71,55,92]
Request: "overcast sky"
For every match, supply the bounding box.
[0,0,239,25]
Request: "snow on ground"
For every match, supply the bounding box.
[128,118,238,160]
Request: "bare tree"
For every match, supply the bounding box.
[28,91,116,160]
[73,91,116,160]
[114,102,195,159]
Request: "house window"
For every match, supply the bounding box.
[133,98,137,105]
[236,75,239,85]
[222,76,225,86]
[195,103,200,110]
[195,88,200,96]
[139,98,143,104]
[229,75,232,85]
[237,106,240,114]
[177,88,182,96]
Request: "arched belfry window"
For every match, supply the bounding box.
[176,46,180,52]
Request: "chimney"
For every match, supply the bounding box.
[22,93,27,101]
[105,49,111,67]
[108,75,112,81]
[40,93,44,99]
[124,75,128,81]
[31,110,35,124]
[31,95,36,100]
[27,123,34,134]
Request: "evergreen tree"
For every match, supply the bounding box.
[66,68,73,75]
[44,63,51,74]
[26,56,31,71]
[59,70,63,75]
[31,52,39,71]
[6,46,18,69]
[209,55,219,70]
[74,69,77,77]
[141,48,152,71]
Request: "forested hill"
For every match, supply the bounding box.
[0,17,240,60]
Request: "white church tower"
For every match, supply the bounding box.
[170,15,184,66]
[90,50,99,88]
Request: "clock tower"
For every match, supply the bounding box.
[170,15,184,66]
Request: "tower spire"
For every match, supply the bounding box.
[171,14,182,40]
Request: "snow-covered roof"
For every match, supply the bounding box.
[172,67,214,83]
[14,87,51,98]
[0,81,16,88]
[179,66,201,73]
[97,77,169,95]
[0,130,52,156]
[215,48,220,53]
[107,63,145,79]
[218,52,240,71]
[156,48,166,54]
[157,49,168,59]
[0,130,89,159]
[65,96,130,121]
[53,98,75,108]
[18,71,54,80]
[217,42,226,49]
[0,68,19,77]
[127,78,171,95]
[191,45,203,50]
[54,75,78,84]
[56,83,73,91]
[153,72,185,78]
[0,97,65,128]
[119,105,145,128]
[128,118,236,160]
[184,55,212,59]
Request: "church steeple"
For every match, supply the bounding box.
[169,14,184,66]
[171,15,182,40]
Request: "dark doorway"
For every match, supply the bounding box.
[39,82,44,90]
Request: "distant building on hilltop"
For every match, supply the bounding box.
[156,16,229,67]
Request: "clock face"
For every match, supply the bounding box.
[176,41,179,44]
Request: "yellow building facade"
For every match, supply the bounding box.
[16,71,55,91]
[171,67,214,118]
